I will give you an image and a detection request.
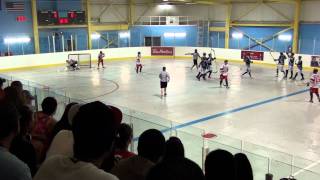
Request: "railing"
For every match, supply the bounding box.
[2,73,320,180]
[135,16,200,26]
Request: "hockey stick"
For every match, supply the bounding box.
[269,51,276,61]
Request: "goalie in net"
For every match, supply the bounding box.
[67,53,92,70]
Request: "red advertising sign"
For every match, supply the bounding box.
[151,47,174,56]
[241,50,264,61]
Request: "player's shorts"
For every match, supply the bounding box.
[98,59,103,62]
[207,66,212,71]
[161,82,168,88]
[310,87,319,94]
[277,65,284,71]
[297,68,303,73]
[136,64,142,68]
[193,59,198,65]
[220,74,228,80]
[287,65,294,71]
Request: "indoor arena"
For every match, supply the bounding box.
[0,1,319,180]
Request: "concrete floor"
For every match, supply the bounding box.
[4,58,320,178]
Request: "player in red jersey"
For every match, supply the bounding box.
[220,60,229,88]
[97,51,105,69]
[308,68,320,103]
[136,52,142,74]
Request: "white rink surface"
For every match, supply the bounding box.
[4,58,320,172]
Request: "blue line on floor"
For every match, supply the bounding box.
[133,88,309,141]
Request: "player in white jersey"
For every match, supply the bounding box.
[220,60,229,88]
[136,52,142,74]
[97,51,105,69]
[185,49,200,70]
[206,53,216,79]
[66,58,79,71]
[308,69,320,103]
[159,67,170,97]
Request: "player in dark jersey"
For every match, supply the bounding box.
[293,56,304,81]
[206,53,216,78]
[241,55,253,78]
[196,53,208,81]
[285,52,295,79]
[275,52,286,77]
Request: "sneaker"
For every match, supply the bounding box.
[309,100,313,103]
[164,93,167,96]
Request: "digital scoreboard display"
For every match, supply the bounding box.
[38,10,86,25]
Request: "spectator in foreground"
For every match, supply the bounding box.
[31,97,57,163]
[163,136,185,160]
[22,90,35,111]
[114,123,135,161]
[146,157,205,180]
[205,149,235,180]
[0,78,6,101]
[46,103,82,159]
[4,86,25,110]
[111,129,166,180]
[51,102,78,138]
[33,101,122,180]
[10,106,37,176]
[0,103,32,180]
[234,153,253,180]
[11,80,23,94]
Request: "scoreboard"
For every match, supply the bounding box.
[38,10,86,25]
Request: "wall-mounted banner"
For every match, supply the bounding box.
[151,47,174,56]
[241,50,264,61]
[311,56,320,67]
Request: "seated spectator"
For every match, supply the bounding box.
[11,81,23,94]
[111,129,166,180]
[146,158,204,180]
[33,101,122,180]
[31,97,57,163]
[46,104,82,159]
[234,153,253,180]
[0,78,6,101]
[22,90,35,111]
[4,86,25,110]
[205,149,235,180]
[0,102,32,180]
[114,123,135,161]
[51,102,78,138]
[163,136,184,160]
[10,106,37,176]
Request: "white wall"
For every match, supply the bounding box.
[0,47,315,71]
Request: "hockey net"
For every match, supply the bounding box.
[68,53,92,68]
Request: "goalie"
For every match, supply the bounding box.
[66,58,79,71]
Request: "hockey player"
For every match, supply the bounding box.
[159,67,170,97]
[293,56,305,81]
[196,53,208,81]
[186,49,201,70]
[206,53,216,78]
[285,52,295,79]
[241,55,253,78]
[275,52,286,78]
[97,51,105,69]
[220,60,229,88]
[308,68,320,103]
[66,59,79,71]
[136,52,142,74]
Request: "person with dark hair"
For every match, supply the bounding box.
[10,106,37,176]
[0,103,32,180]
[293,56,304,81]
[146,158,204,180]
[114,123,135,161]
[205,149,235,180]
[11,80,23,93]
[31,97,58,163]
[308,68,320,103]
[275,52,286,78]
[98,51,106,69]
[0,78,6,101]
[33,101,122,180]
[46,104,82,159]
[4,86,25,110]
[51,102,78,138]
[159,67,170,97]
[163,136,184,160]
[111,129,166,180]
[234,153,253,180]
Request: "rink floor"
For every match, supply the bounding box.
[4,58,320,178]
